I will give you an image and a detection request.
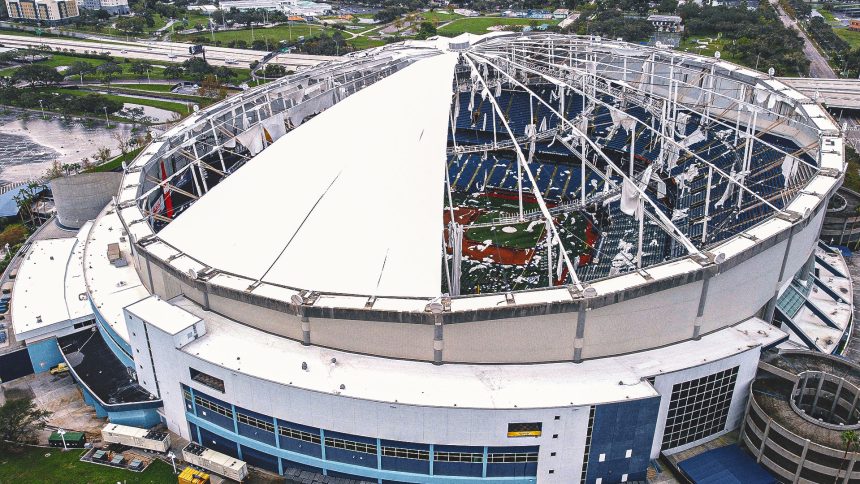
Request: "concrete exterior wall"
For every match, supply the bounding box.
[51,172,122,229]
[744,395,860,483]
[650,347,761,458]
[133,202,824,364]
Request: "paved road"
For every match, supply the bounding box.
[769,0,836,79]
[0,33,331,71]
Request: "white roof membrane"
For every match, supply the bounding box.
[159,53,458,298]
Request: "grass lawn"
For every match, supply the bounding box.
[88,146,144,173]
[437,17,559,36]
[4,51,252,84]
[58,88,192,114]
[0,445,176,483]
[177,23,333,45]
[678,36,732,60]
[833,26,860,49]
[346,35,386,50]
[415,10,465,24]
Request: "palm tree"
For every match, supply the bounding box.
[836,430,860,483]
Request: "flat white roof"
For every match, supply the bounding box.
[83,206,149,343]
[158,53,457,299]
[174,295,784,409]
[12,224,93,338]
[126,296,201,335]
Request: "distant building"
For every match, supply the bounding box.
[5,0,79,23]
[218,0,331,17]
[552,8,569,19]
[78,0,128,15]
[647,14,684,33]
[187,4,219,14]
[453,8,479,17]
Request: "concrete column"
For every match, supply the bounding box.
[573,303,587,363]
[301,312,310,346]
[756,418,772,464]
[793,440,809,484]
[693,268,713,340]
[830,379,845,418]
[811,377,825,416]
[843,453,857,484]
[433,317,443,365]
[764,227,796,323]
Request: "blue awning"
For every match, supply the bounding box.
[677,445,775,484]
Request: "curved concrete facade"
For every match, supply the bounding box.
[51,172,122,229]
[742,351,860,484]
[132,201,828,364]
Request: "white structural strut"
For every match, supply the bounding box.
[472,53,702,256]
[474,50,787,216]
[463,53,585,291]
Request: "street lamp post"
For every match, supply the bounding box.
[57,428,67,450]
[38,99,45,119]
[103,106,110,128]
[167,451,177,474]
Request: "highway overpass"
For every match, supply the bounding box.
[0,34,331,71]
[780,77,860,109]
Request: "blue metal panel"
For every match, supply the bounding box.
[241,444,279,473]
[433,461,483,478]
[199,427,239,459]
[91,301,133,358]
[585,396,660,484]
[237,421,276,446]
[106,408,162,428]
[188,413,536,484]
[381,456,430,475]
[677,445,775,484]
[27,338,63,374]
[325,447,377,469]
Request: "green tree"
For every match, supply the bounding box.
[66,60,94,84]
[415,21,437,40]
[658,0,678,14]
[12,64,62,88]
[115,16,146,36]
[130,60,153,78]
[163,65,184,79]
[836,430,860,483]
[0,397,52,446]
[97,61,122,83]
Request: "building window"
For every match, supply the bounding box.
[434,451,483,463]
[237,413,274,433]
[324,437,377,455]
[661,366,739,450]
[194,395,232,419]
[486,451,538,463]
[190,367,225,393]
[381,446,430,460]
[278,426,320,445]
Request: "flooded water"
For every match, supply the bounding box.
[0,112,133,184]
[123,103,177,124]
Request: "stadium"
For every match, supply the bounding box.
[11,32,846,483]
